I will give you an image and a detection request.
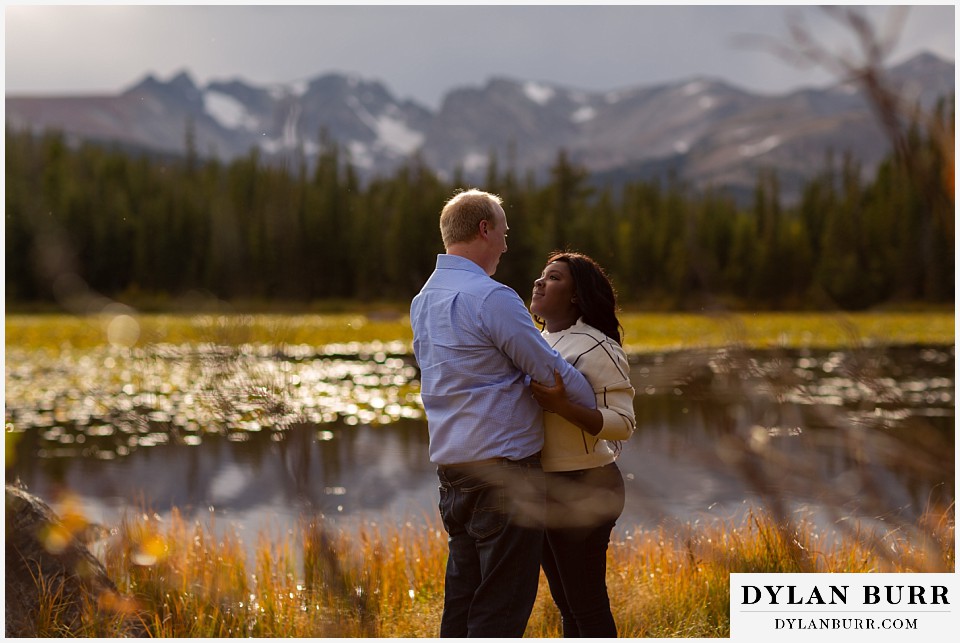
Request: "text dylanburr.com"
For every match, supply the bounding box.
[730,573,957,640]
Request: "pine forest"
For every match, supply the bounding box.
[4,101,954,312]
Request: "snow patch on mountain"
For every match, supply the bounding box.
[268,80,309,100]
[281,103,301,148]
[523,82,555,105]
[462,152,488,173]
[374,113,424,154]
[259,134,282,154]
[739,135,781,157]
[604,90,624,104]
[348,140,374,169]
[571,106,597,123]
[347,97,423,154]
[204,90,258,130]
[290,80,309,97]
[681,81,718,109]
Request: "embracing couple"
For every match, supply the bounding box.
[411,189,636,638]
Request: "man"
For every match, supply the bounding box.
[410,188,596,637]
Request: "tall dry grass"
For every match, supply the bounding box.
[33,501,953,638]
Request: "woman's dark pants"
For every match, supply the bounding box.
[541,461,625,637]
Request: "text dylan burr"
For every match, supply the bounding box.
[741,584,949,606]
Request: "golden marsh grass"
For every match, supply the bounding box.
[32,501,954,638]
[5,310,955,352]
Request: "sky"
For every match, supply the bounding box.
[4,3,956,109]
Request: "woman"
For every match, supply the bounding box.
[529,251,636,638]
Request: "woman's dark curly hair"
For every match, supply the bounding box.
[537,251,623,345]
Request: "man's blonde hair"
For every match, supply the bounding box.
[439,189,503,248]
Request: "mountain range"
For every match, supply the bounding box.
[5,52,954,203]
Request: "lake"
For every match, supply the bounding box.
[6,337,954,547]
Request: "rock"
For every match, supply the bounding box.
[4,484,147,637]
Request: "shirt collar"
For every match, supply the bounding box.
[436,254,488,276]
[542,317,586,337]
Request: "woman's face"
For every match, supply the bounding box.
[530,260,578,323]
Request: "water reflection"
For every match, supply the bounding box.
[6,342,954,541]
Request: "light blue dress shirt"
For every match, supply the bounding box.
[411,254,596,465]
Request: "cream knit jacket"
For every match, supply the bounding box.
[539,318,636,472]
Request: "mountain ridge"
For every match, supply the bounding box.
[5,52,953,203]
